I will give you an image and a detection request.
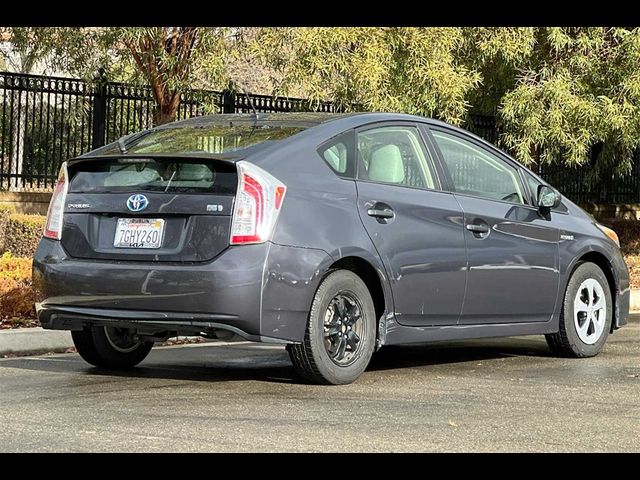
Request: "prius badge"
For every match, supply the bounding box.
[127,194,149,212]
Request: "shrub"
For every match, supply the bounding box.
[606,219,640,256]
[0,253,35,320]
[625,255,640,289]
[0,204,15,253]
[3,213,45,257]
[0,252,33,281]
[600,219,640,288]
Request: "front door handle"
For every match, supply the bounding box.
[367,208,395,219]
[466,224,490,234]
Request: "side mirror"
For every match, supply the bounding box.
[537,185,561,211]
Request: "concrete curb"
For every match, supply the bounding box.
[0,328,211,357]
[0,328,73,356]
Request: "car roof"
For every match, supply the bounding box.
[158,112,453,130]
[77,111,469,162]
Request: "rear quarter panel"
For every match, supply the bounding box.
[249,127,395,333]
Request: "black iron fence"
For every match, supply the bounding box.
[463,114,640,204]
[0,70,639,204]
[537,157,640,205]
[0,71,337,191]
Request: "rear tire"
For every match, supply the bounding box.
[546,262,612,358]
[288,270,377,385]
[72,326,153,369]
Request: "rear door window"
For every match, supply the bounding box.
[357,125,437,189]
[318,130,355,177]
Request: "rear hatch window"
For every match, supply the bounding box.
[69,159,237,194]
[102,124,305,156]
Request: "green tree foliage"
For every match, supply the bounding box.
[0,27,82,74]
[252,27,481,125]
[495,28,640,174]
[253,27,640,173]
[60,28,230,125]
[5,27,640,172]
[117,28,229,125]
[0,28,230,126]
[460,27,537,116]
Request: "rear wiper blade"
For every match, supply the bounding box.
[164,170,177,193]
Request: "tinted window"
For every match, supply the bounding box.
[104,125,305,156]
[357,126,436,189]
[318,130,355,177]
[69,160,237,194]
[432,130,525,205]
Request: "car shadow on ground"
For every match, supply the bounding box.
[89,346,297,384]
[367,337,554,372]
[1,336,555,385]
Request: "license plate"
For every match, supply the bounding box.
[114,218,165,249]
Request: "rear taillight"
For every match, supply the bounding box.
[43,162,69,240]
[230,161,286,245]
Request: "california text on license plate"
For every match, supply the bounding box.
[114,218,165,249]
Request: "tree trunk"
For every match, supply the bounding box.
[152,101,179,126]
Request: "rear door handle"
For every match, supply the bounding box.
[466,224,490,234]
[367,208,395,219]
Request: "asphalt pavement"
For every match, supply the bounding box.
[1,319,638,452]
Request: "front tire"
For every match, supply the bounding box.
[288,270,377,385]
[72,326,153,369]
[546,262,612,357]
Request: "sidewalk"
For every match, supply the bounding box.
[0,328,72,357]
[0,327,208,357]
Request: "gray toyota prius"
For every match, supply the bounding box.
[33,112,630,384]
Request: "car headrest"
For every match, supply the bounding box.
[178,164,213,182]
[368,144,404,184]
[323,148,344,172]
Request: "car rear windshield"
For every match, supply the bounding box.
[113,124,305,155]
[69,159,237,194]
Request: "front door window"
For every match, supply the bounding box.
[431,130,525,204]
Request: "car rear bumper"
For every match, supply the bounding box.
[33,238,332,343]
[37,304,287,343]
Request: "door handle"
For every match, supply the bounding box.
[367,208,395,219]
[466,224,490,234]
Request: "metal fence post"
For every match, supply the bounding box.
[221,85,236,114]
[91,69,107,149]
